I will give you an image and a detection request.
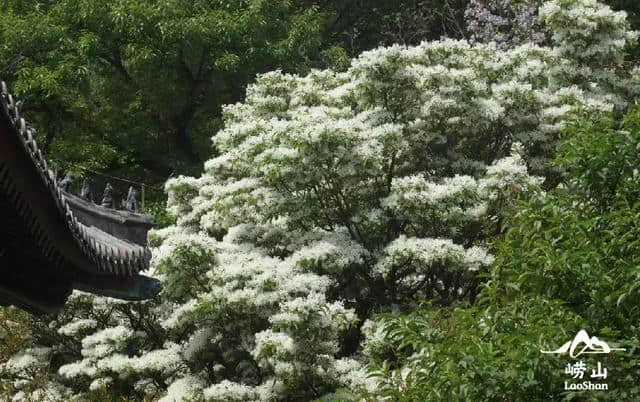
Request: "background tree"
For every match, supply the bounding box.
[315,0,468,52]
[0,0,469,189]
[0,0,331,186]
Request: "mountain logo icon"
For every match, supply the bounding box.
[541,330,626,358]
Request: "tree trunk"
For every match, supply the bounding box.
[174,121,199,163]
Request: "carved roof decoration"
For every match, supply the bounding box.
[0,80,161,314]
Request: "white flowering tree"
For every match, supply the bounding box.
[1,0,637,400]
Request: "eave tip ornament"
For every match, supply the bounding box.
[0,80,162,314]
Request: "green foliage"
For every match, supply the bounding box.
[364,298,583,401]
[140,199,176,228]
[497,109,640,329]
[0,0,331,181]
[315,0,468,50]
[363,106,640,400]
[0,307,30,396]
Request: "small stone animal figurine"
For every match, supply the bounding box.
[59,172,74,192]
[101,183,116,209]
[80,178,94,203]
[123,186,138,212]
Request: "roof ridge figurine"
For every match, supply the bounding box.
[80,178,94,203]
[123,186,138,212]
[0,80,162,314]
[101,182,116,209]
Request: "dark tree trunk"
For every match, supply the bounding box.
[174,122,199,163]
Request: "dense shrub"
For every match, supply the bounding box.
[361,106,640,400]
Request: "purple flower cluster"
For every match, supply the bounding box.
[465,0,545,49]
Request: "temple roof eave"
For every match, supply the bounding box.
[0,79,162,312]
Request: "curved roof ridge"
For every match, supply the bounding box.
[0,81,152,277]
